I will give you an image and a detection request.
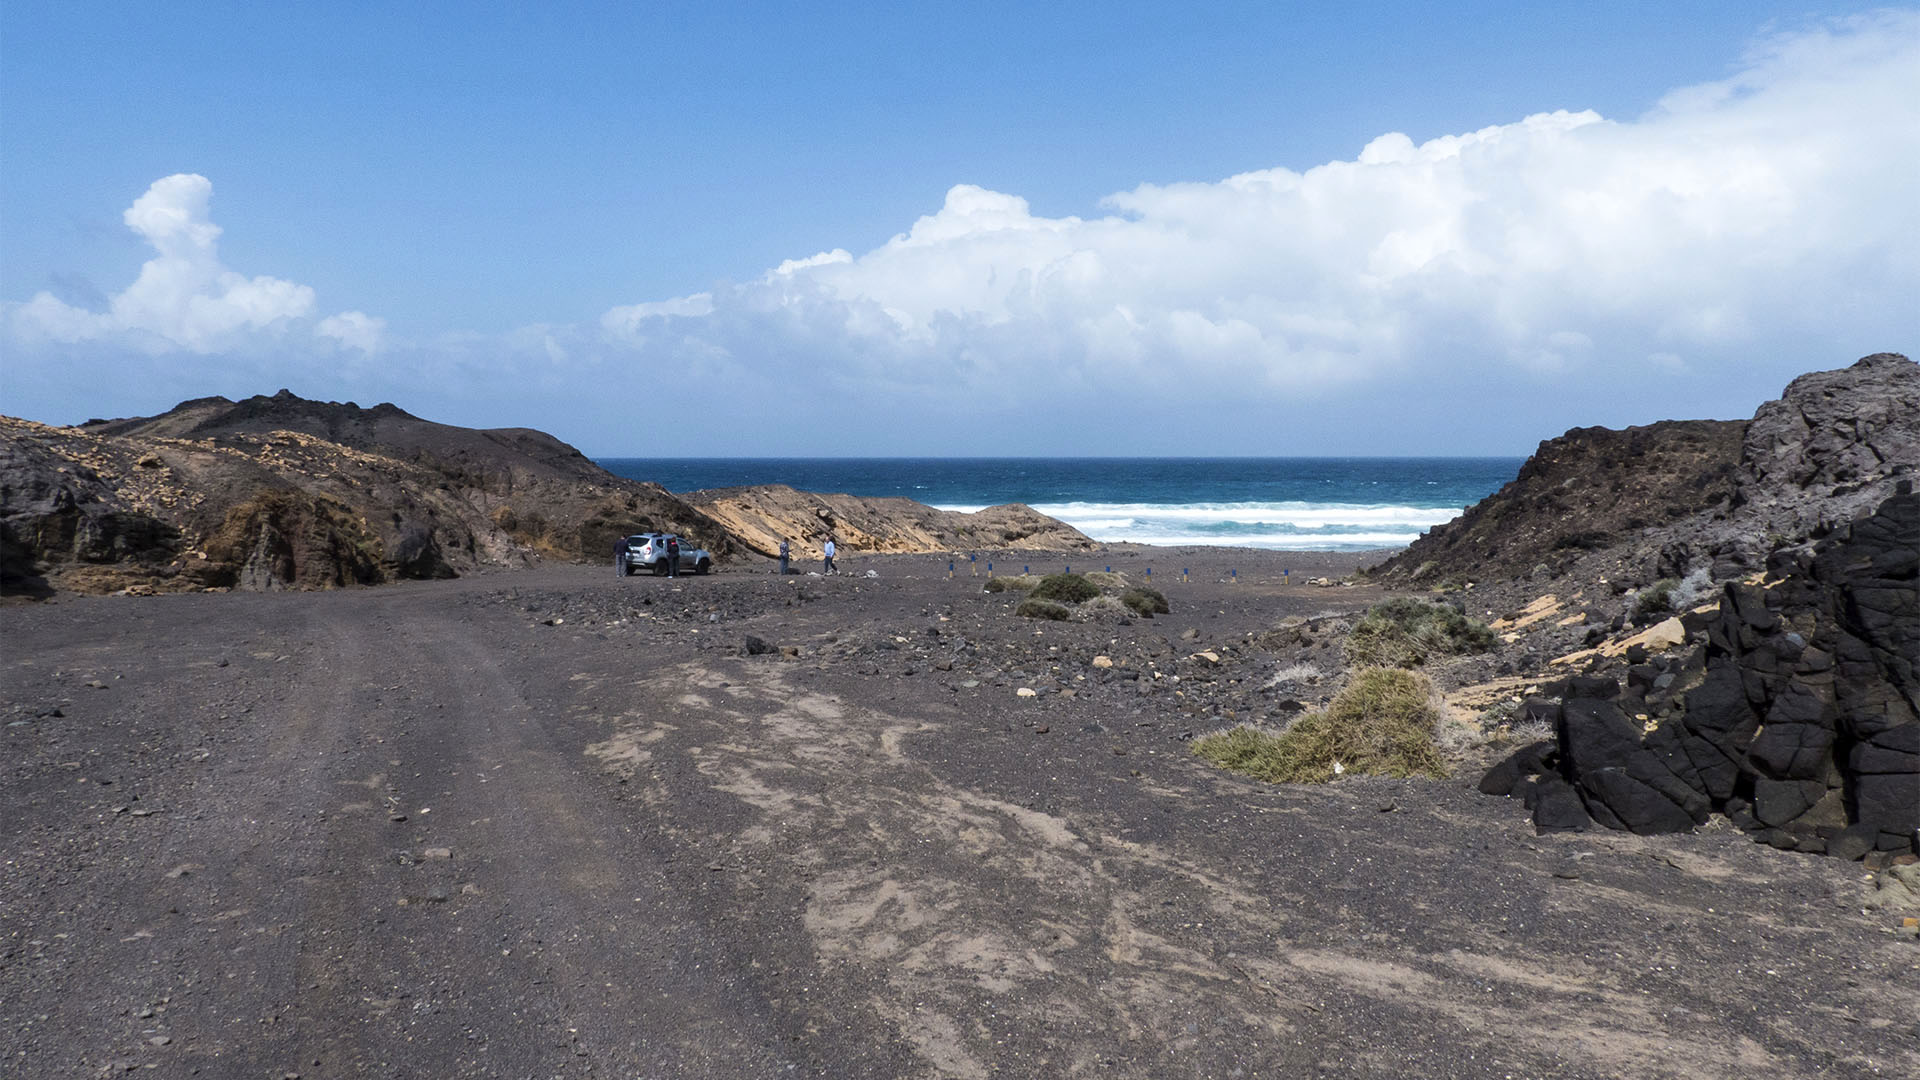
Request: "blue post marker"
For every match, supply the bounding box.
[1183,567,1189,583]
[1064,565,1069,574]
[970,553,977,576]
[1024,565,1029,575]
[1283,568,1290,585]
[987,561,993,579]
[949,560,955,580]
[1230,569,1237,583]
[1144,567,1151,578]
[1105,566,1111,573]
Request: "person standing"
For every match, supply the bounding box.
[665,535,680,578]
[823,537,836,574]
[778,538,790,575]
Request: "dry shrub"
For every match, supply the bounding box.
[1346,598,1496,668]
[983,574,1042,593]
[1030,572,1100,604]
[1263,662,1322,688]
[1015,597,1072,621]
[1633,578,1680,623]
[1121,585,1169,617]
[1192,667,1448,783]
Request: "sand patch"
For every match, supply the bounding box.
[583,719,674,779]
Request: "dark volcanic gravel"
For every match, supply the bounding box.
[4,550,1916,1079]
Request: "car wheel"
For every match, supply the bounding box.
[695,559,711,575]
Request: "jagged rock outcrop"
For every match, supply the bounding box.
[683,485,1093,559]
[1725,352,1920,539]
[1483,490,1919,859]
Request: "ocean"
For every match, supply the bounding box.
[594,458,1521,551]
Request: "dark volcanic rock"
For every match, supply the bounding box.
[1483,491,1919,857]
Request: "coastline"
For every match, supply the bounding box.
[601,455,1514,553]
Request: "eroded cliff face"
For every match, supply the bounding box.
[683,485,1093,560]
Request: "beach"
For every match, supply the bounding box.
[5,549,1909,1079]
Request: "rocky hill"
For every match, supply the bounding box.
[1,391,1090,597]
[1373,353,1918,604]
[1371,419,1746,587]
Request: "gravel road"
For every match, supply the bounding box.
[5,556,1916,1078]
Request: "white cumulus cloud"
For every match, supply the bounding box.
[6,173,380,354]
[597,12,1920,409]
[315,310,388,352]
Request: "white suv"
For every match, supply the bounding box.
[615,533,712,576]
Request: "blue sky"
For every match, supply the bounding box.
[3,2,1916,455]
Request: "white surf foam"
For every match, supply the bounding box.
[935,499,1462,550]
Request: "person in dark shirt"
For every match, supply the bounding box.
[665,535,680,578]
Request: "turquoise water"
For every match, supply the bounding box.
[596,457,1520,551]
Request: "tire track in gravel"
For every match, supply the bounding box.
[270,589,803,1078]
[1,587,811,1078]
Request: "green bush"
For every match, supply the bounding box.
[1120,585,1170,617]
[1192,667,1448,783]
[1030,572,1100,604]
[1015,597,1072,621]
[1633,578,1679,622]
[1345,597,1496,668]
